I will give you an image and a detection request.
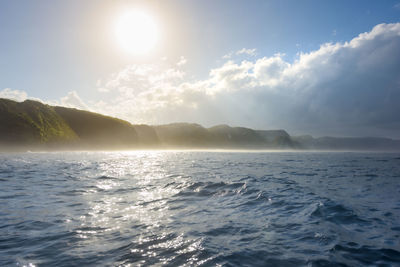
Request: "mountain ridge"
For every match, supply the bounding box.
[1,98,399,151]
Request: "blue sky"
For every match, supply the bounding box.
[1,0,400,138]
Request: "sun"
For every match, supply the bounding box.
[115,9,159,55]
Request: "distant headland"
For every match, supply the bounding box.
[1,98,399,152]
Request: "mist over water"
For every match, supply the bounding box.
[1,151,400,266]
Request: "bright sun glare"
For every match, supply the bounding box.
[115,9,158,55]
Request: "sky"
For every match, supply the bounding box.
[1,0,400,138]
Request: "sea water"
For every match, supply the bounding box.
[0,151,400,266]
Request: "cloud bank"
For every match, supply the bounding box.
[0,88,28,102]
[2,23,400,138]
[0,88,89,111]
[93,23,400,138]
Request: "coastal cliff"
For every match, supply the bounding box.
[1,98,399,151]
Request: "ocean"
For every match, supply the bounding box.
[1,151,400,266]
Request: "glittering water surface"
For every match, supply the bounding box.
[1,151,400,266]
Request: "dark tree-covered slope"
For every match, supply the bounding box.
[0,99,142,150]
[0,99,78,148]
[54,106,139,149]
[2,98,397,151]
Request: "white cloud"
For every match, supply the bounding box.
[91,61,193,124]
[223,48,257,59]
[222,52,233,59]
[4,21,400,140]
[0,88,28,102]
[236,48,257,56]
[5,23,396,137]
[93,23,400,138]
[59,91,89,110]
[0,88,90,112]
[177,56,187,66]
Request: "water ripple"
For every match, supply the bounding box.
[1,151,400,266]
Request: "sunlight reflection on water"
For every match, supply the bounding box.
[1,151,400,266]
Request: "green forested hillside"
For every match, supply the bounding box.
[6,98,397,151]
[208,125,266,147]
[0,98,306,150]
[152,123,295,148]
[153,123,212,147]
[54,106,139,149]
[0,99,78,148]
[0,99,140,150]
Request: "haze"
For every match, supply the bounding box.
[1,0,400,138]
